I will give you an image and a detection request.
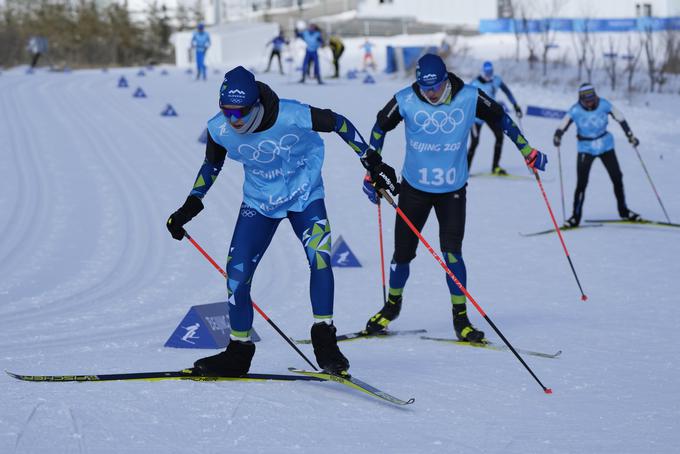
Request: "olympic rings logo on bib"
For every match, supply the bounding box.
[240,207,257,218]
[579,115,607,129]
[413,109,465,134]
[238,134,300,163]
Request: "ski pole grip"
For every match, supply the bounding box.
[378,188,395,206]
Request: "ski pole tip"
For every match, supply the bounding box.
[581,294,588,302]
[544,388,553,394]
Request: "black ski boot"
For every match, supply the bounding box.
[564,215,580,228]
[365,295,402,334]
[621,209,641,221]
[192,339,255,377]
[452,306,485,343]
[311,322,350,374]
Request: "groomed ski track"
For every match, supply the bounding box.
[1,64,679,453]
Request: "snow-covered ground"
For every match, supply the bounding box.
[1,41,679,453]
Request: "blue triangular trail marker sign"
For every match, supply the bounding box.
[330,235,362,267]
[118,76,128,87]
[165,302,261,349]
[363,74,375,84]
[133,87,146,98]
[161,104,177,116]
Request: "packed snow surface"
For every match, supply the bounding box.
[1,46,679,453]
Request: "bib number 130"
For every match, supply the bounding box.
[418,167,456,186]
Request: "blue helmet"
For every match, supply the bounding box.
[219,66,259,107]
[482,61,494,79]
[197,23,205,31]
[416,54,447,89]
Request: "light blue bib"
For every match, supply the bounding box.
[470,75,502,99]
[192,32,211,51]
[207,100,325,218]
[569,98,614,155]
[394,84,478,193]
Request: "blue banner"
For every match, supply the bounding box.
[526,105,566,120]
[480,16,680,34]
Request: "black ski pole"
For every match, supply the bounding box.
[379,189,553,394]
[184,232,318,371]
[633,145,672,223]
[556,145,566,224]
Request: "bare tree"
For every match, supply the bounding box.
[582,32,598,82]
[571,18,594,81]
[536,0,563,76]
[622,34,642,94]
[520,8,538,70]
[602,36,619,91]
[507,0,523,61]
[641,23,660,92]
[660,30,680,89]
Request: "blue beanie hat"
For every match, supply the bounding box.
[416,54,447,88]
[482,61,494,78]
[219,66,259,107]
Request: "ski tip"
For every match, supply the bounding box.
[544,388,553,394]
[406,398,416,404]
[581,294,588,301]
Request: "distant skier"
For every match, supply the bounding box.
[467,61,523,175]
[553,83,641,227]
[362,54,547,341]
[297,23,324,84]
[329,35,345,78]
[265,31,288,75]
[26,35,48,69]
[190,23,211,81]
[166,66,399,377]
[360,38,376,71]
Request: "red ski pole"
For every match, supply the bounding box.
[184,232,318,371]
[377,201,388,304]
[378,189,553,394]
[531,169,588,301]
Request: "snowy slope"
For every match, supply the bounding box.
[1,60,679,453]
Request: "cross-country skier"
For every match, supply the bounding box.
[190,23,211,81]
[297,24,324,84]
[553,83,641,227]
[329,35,345,79]
[265,31,288,75]
[166,66,399,376]
[360,38,376,71]
[467,61,523,176]
[362,54,547,341]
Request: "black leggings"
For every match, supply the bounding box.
[393,180,466,263]
[572,150,628,221]
[467,121,504,171]
[266,50,283,73]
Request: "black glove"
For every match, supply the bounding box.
[360,149,400,197]
[167,196,204,241]
[626,131,640,147]
[553,129,563,147]
[514,104,523,118]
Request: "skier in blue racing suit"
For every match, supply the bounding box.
[553,83,641,227]
[166,66,399,377]
[361,54,547,342]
